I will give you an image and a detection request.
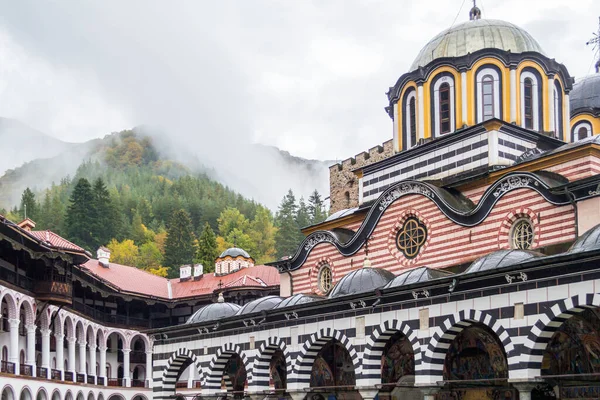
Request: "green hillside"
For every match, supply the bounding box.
[2,130,327,278]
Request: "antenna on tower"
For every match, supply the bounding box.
[587,16,600,73]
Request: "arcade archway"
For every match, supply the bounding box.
[222,353,247,397]
[309,339,356,398]
[380,331,416,399]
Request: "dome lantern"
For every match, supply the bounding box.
[469,0,481,20]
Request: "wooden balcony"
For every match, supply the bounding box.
[34,280,72,305]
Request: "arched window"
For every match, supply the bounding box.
[572,121,593,141]
[482,75,495,121]
[524,78,534,129]
[432,74,455,137]
[439,83,451,134]
[476,67,501,122]
[553,80,564,139]
[402,89,418,149]
[409,97,417,145]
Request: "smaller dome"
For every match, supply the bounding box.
[465,250,543,274]
[235,296,283,315]
[329,268,396,298]
[568,224,600,253]
[219,247,251,259]
[570,74,600,111]
[186,302,241,324]
[385,267,453,289]
[275,294,323,309]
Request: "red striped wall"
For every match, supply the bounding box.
[292,187,575,295]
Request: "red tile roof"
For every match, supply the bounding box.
[30,230,85,252]
[82,259,171,298]
[81,259,279,300]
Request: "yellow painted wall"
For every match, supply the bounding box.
[423,66,460,138]
[516,61,549,131]
[395,81,418,152]
[468,57,511,125]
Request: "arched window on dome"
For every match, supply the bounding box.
[439,83,451,134]
[520,69,542,131]
[571,121,593,141]
[402,89,418,149]
[553,80,564,140]
[475,67,501,122]
[431,74,455,137]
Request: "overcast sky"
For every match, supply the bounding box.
[0,0,598,161]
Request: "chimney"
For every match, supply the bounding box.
[97,247,111,268]
[193,264,203,280]
[17,218,36,232]
[180,264,192,281]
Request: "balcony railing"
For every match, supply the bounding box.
[51,369,62,380]
[20,364,33,377]
[65,371,74,381]
[72,300,150,329]
[76,373,85,383]
[97,377,105,385]
[0,267,34,291]
[107,378,123,387]
[130,350,146,364]
[87,375,95,384]
[131,379,145,388]
[37,366,48,379]
[34,280,72,305]
[0,361,15,374]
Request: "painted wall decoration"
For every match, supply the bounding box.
[310,341,356,388]
[443,325,508,382]
[269,349,287,389]
[381,331,415,388]
[222,354,247,392]
[542,308,600,376]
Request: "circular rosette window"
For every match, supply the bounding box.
[395,217,427,259]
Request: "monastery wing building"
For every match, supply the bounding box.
[3,6,600,400]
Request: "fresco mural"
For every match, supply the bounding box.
[269,349,287,390]
[443,325,508,382]
[381,331,415,389]
[222,354,247,394]
[309,341,356,388]
[542,308,600,376]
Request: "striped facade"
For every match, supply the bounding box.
[151,268,600,398]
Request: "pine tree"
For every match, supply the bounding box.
[197,222,219,273]
[308,189,327,224]
[65,178,95,250]
[19,188,39,222]
[164,209,197,278]
[91,178,116,248]
[274,190,301,259]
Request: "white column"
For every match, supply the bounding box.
[99,346,107,386]
[417,84,425,140]
[8,318,20,375]
[67,337,77,381]
[393,102,399,152]
[146,351,153,388]
[89,344,97,384]
[122,348,131,387]
[26,324,36,377]
[187,362,195,388]
[54,333,64,379]
[78,339,87,379]
[461,71,468,126]
[510,68,517,123]
[564,93,571,141]
[41,328,52,379]
[548,75,555,133]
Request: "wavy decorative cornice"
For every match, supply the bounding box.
[270,172,600,272]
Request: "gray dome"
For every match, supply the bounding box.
[411,19,545,71]
[465,249,543,274]
[186,302,241,324]
[235,296,283,315]
[570,74,600,111]
[275,294,323,309]
[568,224,600,253]
[385,267,453,289]
[219,247,250,259]
[329,268,395,298]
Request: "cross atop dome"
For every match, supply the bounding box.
[469,0,481,20]
[587,16,600,73]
